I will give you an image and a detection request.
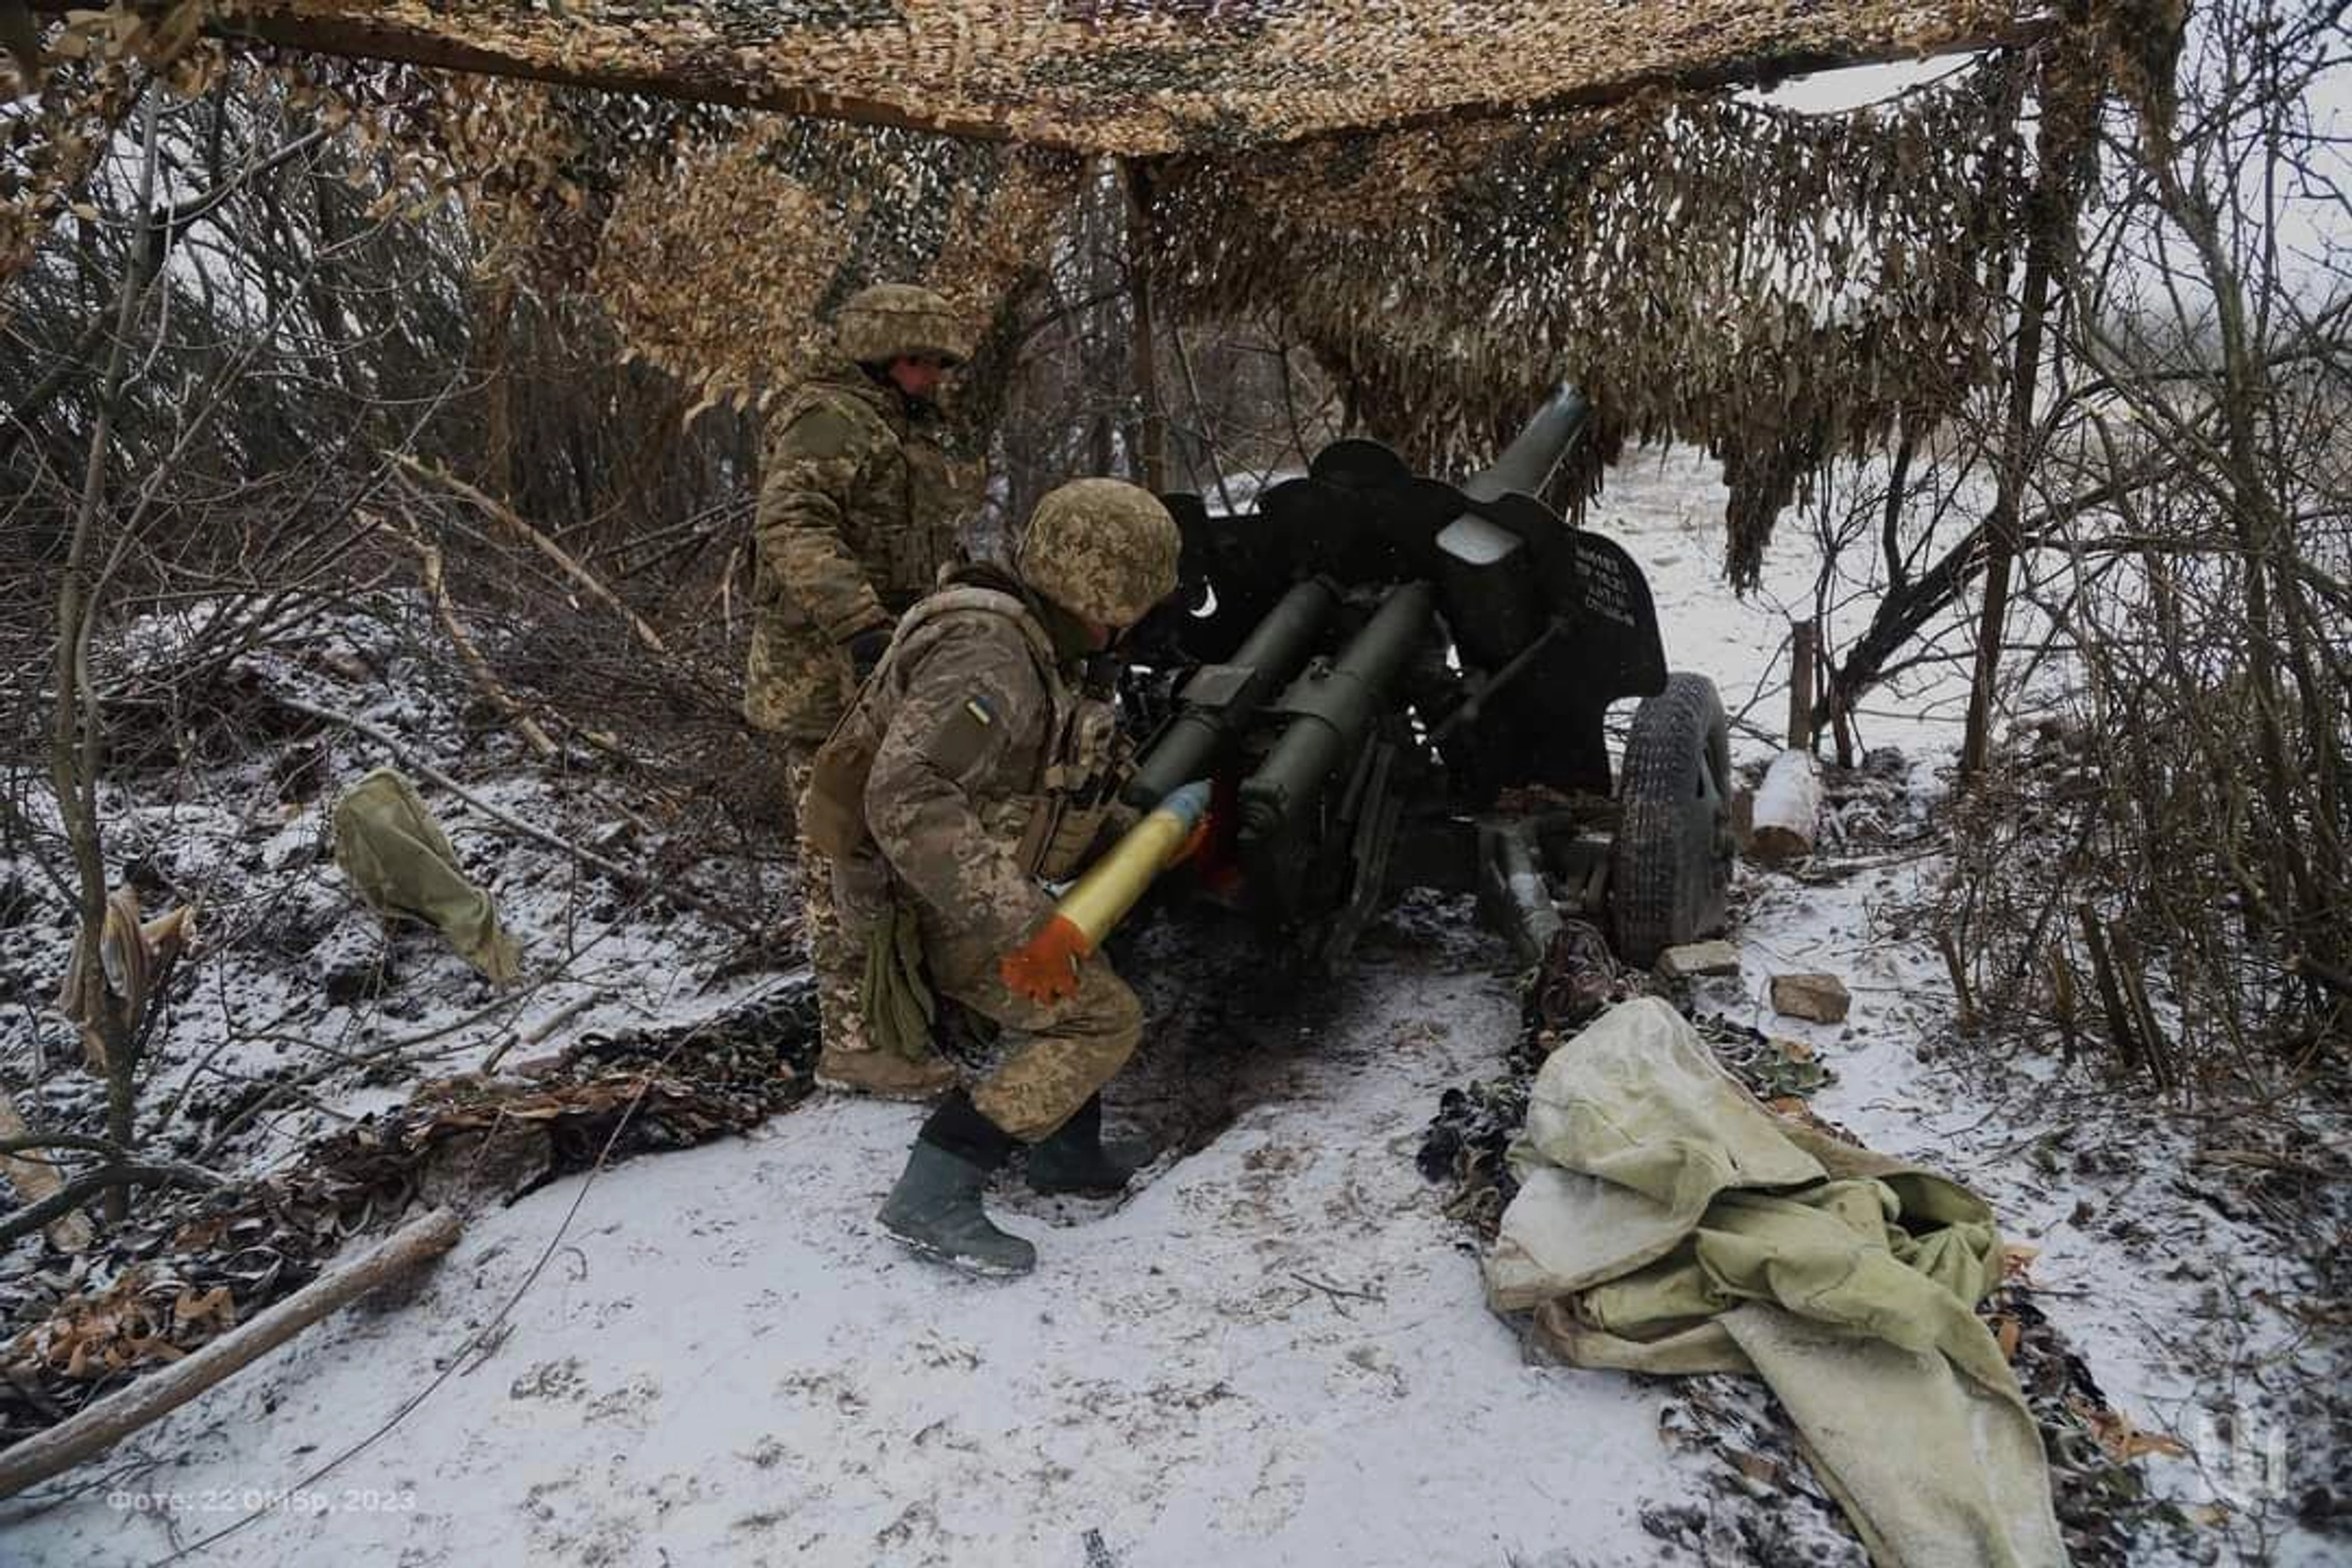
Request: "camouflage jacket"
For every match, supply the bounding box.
[744,361,979,736]
[853,567,1127,952]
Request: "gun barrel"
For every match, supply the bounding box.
[1126,578,1340,807]
[1460,383,1589,502]
[1239,581,1436,841]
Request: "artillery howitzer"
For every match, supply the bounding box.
[1124,387,1736,972]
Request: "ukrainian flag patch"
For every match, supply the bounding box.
[934,694,999,775]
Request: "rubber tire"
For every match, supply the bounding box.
[1608,673,1734,967]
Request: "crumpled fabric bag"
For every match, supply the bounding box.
[860,893,937,1062]
[332,767,522,984]
[1489,997,2064,1568]
[54,886,196,1074]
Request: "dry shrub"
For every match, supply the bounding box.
[1938,0,2349,1092]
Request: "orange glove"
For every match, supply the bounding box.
[1001,913,1091,1004]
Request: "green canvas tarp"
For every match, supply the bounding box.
[331,767,523,984]
[1488,998,2066,1568]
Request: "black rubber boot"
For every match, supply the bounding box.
[1027,1096,1150,1198]
[877,1092,1036,1277]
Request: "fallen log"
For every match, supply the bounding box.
[0,1207,462,1500]
[1747,750,1821,865]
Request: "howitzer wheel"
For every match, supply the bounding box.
[1608,673,1734,967]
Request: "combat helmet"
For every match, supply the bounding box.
[834,283,975,367]
[1016,479,1182,628]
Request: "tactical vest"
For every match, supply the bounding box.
[802,579,1123,886]
[765,375,970,609]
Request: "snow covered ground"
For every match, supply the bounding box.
[8,929,1744,1568]
[2,447,2341,1566]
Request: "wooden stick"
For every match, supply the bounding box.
[1936,928,1977,1035]
[0,1208,462,1500]
[2048,945,2079,1070]
[2109,923,2177,1097]
[0,1162,219,1248]
[1787,618,1817,750]
[391,457,670,656]
[2075,904,2143,1072]
[380,513,560,761]
[479,992,599,1075]
[0,1134,138,1159]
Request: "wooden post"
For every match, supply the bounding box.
[1936,929,1978,1034]
[1123,159,1167,495]
[2075,905,2142,1075]
[1787,618,1817,750]
[0,1208,462,1498]
[1962,45,2088,784]
[2108,923,2177,1097]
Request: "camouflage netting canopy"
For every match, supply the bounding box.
[4,2,2180,578]
[24,0,2045,154]
[1145,62,2053,582]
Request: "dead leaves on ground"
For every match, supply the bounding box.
[13,1273,239,1381]
[2071,1395,2192,1463]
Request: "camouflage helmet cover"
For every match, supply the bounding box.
[833,282,976,367]
[1017,479,1181,627]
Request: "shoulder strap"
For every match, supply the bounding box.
[890,584,1057,672]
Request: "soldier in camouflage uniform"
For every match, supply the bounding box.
[744,283,981,1100]
[812,479,1182,1276]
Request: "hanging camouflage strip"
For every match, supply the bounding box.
[0,5,214,283]
[1144,58,2040,584]
[588,116,1081,414]
[210,53,1081,411]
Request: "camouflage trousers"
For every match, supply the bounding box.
[915,900,1143,1143]
[783,746,866,1059]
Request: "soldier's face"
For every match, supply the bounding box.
[887,354,952,401]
